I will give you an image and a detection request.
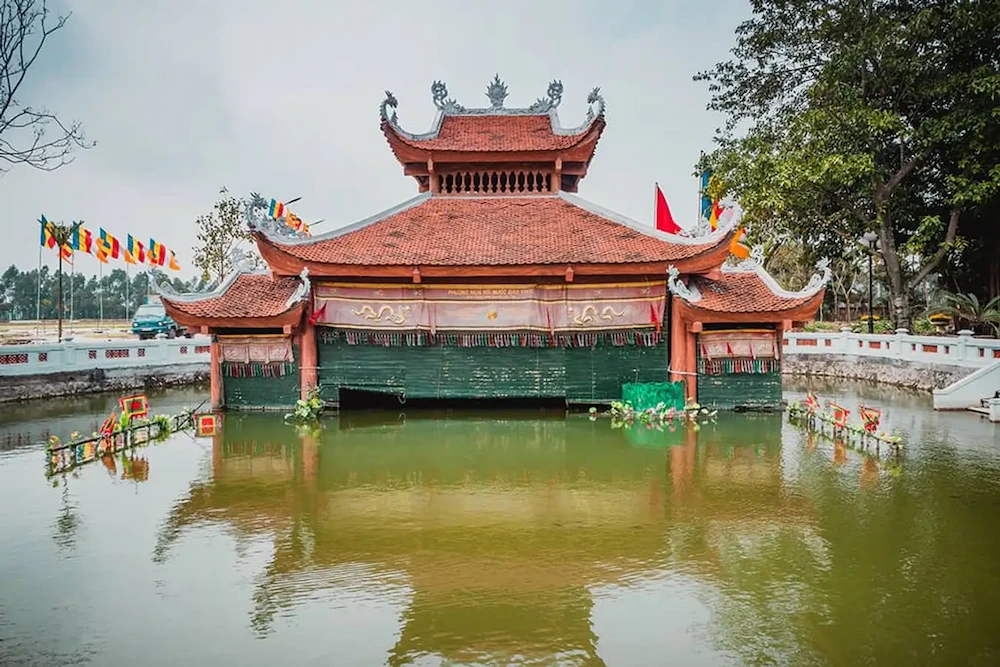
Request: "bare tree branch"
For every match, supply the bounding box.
[0,0,91,174]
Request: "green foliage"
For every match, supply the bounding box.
[285,387,324,424]
[696,0,1000,325]
[192,188,260,283]
[926,291,1000,336]
[0,264,206,321]
[151,415,172,440]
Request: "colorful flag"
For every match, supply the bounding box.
[709,201,724,231]
[119,394,149,419]
[699,170,713,222]
[269,199,285,220]
[71,224,94,254]
[60,243,73,260]
[147,239,166,266]
[828,402,850,428]
[730,227,751,259]
[286,212,303,232]
[39,216,56,248]
[126,235,145,265]
[168,250,180,271]
[859,405,882,433]
[805,392,820,413]
[654,183,681,234]
[96,228,121,260]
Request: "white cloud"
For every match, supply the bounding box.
[3,0,749,277]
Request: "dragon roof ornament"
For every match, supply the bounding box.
[667,265,702,303]
[380,76,606,141]
[149,250,262,305]
[245,192,309,240]
[721,246,831,299]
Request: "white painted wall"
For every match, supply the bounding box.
[0,337,212,377]
[782,328,1000,410]
[990,398,1000,423]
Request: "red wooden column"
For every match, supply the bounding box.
[299,318,318,400]
[209,335,223,410]
[685,321,701,402]
[669,298,687,385]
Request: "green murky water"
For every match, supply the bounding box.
[1,381,999,666]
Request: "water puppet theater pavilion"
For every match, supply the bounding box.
[156,77,828,412]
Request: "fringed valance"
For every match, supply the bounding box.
[698,358,780,375]
[318,328,663,348]
[222,361,295,378]
[218,335,293,364]
[699,329,778,360]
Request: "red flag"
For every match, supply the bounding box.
[654,183,681,234]
[309,302,327,325]
[650,303,661,334]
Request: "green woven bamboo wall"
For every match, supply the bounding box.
[223,345,300,410]
[317,339,668,402]
[696,370,782,411]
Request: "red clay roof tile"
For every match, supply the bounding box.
[691,271,823,313]
[264,195,726,266]
[388,115,591,152]
[163,274,301,319]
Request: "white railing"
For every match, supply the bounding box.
[0,336,212,377]
[782,328,1000,368]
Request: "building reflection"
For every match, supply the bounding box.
[156,411,823,664]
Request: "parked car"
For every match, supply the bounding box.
[131,299,187,339]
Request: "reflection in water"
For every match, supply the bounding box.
[2,385,1000,666]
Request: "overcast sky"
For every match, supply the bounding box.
[4,0,749,278]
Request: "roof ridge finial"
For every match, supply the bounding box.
[486,74,508,108]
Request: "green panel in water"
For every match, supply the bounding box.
[223,345,301,410]
[318,338,668,401]
[697,369,783,410]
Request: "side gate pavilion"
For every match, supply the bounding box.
[157,78,827,412]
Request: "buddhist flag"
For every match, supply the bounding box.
[148,238,166,266]
[730,227,750,259]
[269,198,285,220]
[286,212,303,232]
[654,183,682,234]
[96,228,121,261]
[71,224,94,254]
[168,250,180,271]
[60,243,73,260]
[125,235,145,265]
[709,200,724,231]
[39,216,56,248]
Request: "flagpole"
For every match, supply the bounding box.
[35,240,42,338]
[69,254,74,335]
[99,259,104,331]
[126,261,131,320]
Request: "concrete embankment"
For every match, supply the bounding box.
[0,365,209,403]
[782,354,970,392]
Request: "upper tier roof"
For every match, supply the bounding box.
[667,249,830,318]
[252,192,738,274]
[380,77,606,160]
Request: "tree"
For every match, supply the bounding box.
[696,0,1000,328]
[0,0,91,173]
[192,187,259,283]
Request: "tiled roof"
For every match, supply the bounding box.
[262,195,729,266]
[162,274,301,318]
[387,115,592,152]
[691,271,823,313]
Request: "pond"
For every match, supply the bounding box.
[1,381,999,666]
